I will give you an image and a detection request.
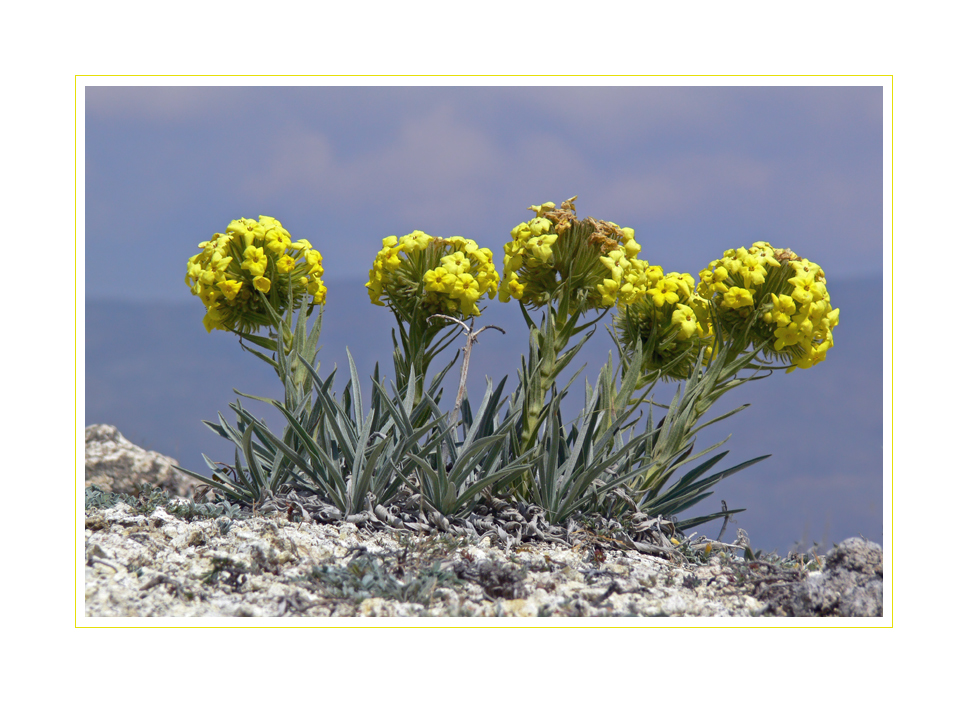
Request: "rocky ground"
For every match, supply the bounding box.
[83,425,884,618]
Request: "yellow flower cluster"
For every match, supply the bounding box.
[614,267,711,379]
[698,242,839,370]
[498,198,648,312]
[186,216,326,334]
[366,231,498,319]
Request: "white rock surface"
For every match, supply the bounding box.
[82,424,883,618]
[84,502,770,617]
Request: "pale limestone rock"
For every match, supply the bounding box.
[83,501,769,618]
[82,431,884,619]
[85,424,201,498]
[759,537,884,617]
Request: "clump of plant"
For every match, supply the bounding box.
[307,550,464,606]
[173,202,838,544]
[84,483,174,514]
[176,215,328,506]
[84,484,243,521]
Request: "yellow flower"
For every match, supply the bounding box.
[826,307,840,329]
[773,323,801,350]
[276,255,296,274]
[750,244,780,268]
[794,314,814,342]
[648,279,680,307]
[304,249,324,276]
[600,251,627,281]
[671,304,698,340]
[527,202,557,216]
[470,248,493,267]
[410,231,432,250]
[253,276,271,294]
[771,293,797,315]
[699,264,730,296]
[790,276,824,305]
[378,247,402,269]
[217,279,244,301]
[529,234,557,263]
[367,279,384,306]
[504,251,524,271]
[241,246,268,277]
[723,287,754,308]
[441,251,470,275]
[621,229,642,257]
[424,267,456,293]
[202,306,230,333]
[510,223,531,242]
[645,265,665,286]
[452,272,480,301]
[739,256,767,288]
[264,230,290,255]
[790,259,822,282]
[209,251,232,272]
[529,218,553,236]
[669,272,696,298]
[597,278,619,304]
[227,218,259,248]
[724,250,745,275]
[499,272,525,302]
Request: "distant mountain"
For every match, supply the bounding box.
[84,276,883,554]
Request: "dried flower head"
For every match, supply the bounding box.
[498,197,647,313]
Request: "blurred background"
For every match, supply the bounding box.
[84,86,884,555]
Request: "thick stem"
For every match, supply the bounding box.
[518,306,575,452]
[392,314,430,400]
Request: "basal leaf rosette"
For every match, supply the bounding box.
[498,197,648,314]
[697,242,839,371]
[366,230,499,321]
[186,216,327,334]
[614,268,711,380]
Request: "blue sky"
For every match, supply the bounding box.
[86,86,882,301]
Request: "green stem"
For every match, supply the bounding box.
[517,304,584,452]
